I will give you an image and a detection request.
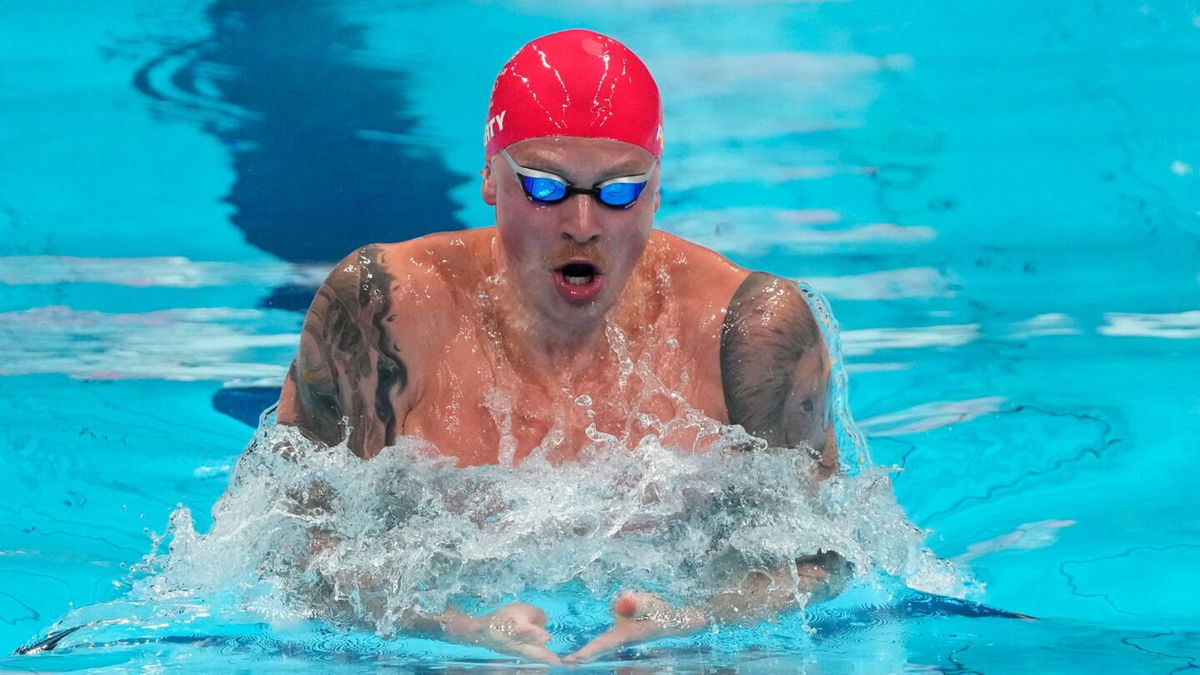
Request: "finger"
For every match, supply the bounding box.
[512,641,563,665]
[528,606,549,628]
[514,622,553,645]
[563,629,626,664]
[615,593,639,618]
[616,591,670,620]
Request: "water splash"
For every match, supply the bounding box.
[130,416,967,636]
[39,282,966,644]
[799,282,871,471]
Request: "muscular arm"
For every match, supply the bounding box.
[568,278,848,664]
[720,271,838,476]
[277,244,413,458]
[268,244,564,661]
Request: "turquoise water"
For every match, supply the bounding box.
[1,0,1198,671]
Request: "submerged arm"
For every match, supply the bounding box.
[720,273,846,577]
[565,552,851,664]
[269,249,555,660]
[568,273,852,664]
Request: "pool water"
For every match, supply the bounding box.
[2,0,1198,671]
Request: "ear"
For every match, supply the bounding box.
[481,164,497,206]
[653,188,661,213]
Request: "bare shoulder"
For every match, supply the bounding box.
[646,232,823,350]
[644,232,825,377]
[347,232,483,300]
[648,231,749,301]
[278,231,487,456]
[321,231,492,343]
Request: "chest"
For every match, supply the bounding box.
[400,324,727,466]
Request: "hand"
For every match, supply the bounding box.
[563,592,707,664]
[446,602,561,665]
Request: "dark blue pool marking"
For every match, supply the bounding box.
[14,591,1031,656]
[134,0,467,270]
[131,0,471,424]
[212,386,281,427]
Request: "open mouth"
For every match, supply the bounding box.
[561,262,597,286]
[553,260,604,303]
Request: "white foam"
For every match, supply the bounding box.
[839,323,980,356]
[858,397,1005,437]
[0,305,296,381]
[804,267,953,301]
[120,285,967,635]
[658,209,936,254]
[0,255,329,288]
[1099,310,1200,339]
[1010,313,1081,338]
[134,419,968,634]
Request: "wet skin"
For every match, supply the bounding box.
[275,136,840,663]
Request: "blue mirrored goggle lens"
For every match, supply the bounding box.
[598,182,646,207]
[522,176,568,202]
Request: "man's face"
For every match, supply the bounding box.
[483,136,660,326]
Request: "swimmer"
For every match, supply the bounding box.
[275,29,845,664]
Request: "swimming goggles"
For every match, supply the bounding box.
[499,149,654,209]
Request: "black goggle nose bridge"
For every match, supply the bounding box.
[537,184,623,206]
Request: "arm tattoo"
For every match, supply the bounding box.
[720,272,832,460]
[288,244,409,456]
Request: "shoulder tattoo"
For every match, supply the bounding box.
[720,272,831,454]
[288,244,409,455]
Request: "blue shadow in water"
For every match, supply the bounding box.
[131,0,470,422]
[132,0,467,271]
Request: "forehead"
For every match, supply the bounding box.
[505,136,656,177]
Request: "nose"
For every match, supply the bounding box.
[561,194,602,244]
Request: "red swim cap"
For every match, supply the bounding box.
[484,30,663,160]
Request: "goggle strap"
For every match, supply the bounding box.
[597,167,656,188]
[501,149,655,189]
[500,150,568,183]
